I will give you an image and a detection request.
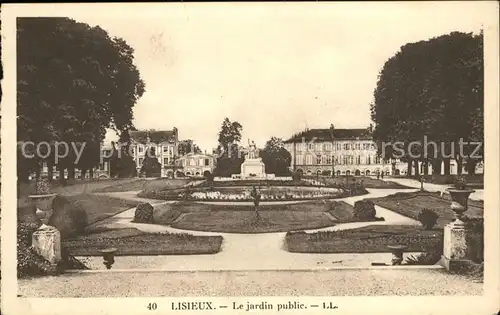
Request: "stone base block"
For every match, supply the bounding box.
[32,226,62,264]
[443,223,467,260]
[241,158,266,179]
[440,255,473,272]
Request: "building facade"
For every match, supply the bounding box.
[283,126,405,176]
[175,153,217,177]
[128,128,179,178]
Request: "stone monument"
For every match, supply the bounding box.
[240,139,266,179]
[29,176,62,265]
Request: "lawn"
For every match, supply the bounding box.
[313,176,412,189]
[366,191,483,228]
[93,178,193,193]
[150,200,380,233]
[286,225,443,253]
[63,227,223,255]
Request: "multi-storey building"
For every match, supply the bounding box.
[175,152,217,177]
[129,128,179,178]
[283,125,405,176]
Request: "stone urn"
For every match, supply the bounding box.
[446,188,475,227]
[29,176,58,229]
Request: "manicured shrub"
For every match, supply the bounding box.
[49,195,89,238]
[353,200,376,221]
[133,202,154,223]
[417,208,439,229]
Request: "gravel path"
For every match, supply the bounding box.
[18,269,482,297]
[86,188,421,270]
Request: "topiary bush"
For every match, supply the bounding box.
[417,208,439,229]
[353,200,376,221]
[49,195,89,238]
[133,202,154,223]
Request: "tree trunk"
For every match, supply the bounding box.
[443,158,451,175]
[413,160,419,176]
[81,169,88,179]
[466,159,478,175]
[47,160,54,181]
[456,157,463,175]
[423,161,429,175]
[431,159,442,175]
[89,168,94,179]
[35,163,41,179]
[406,159,412,176]
[59,167,66,184]
[68,167,75,180]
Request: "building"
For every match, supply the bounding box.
[175,152,217,177]
[128,128,179,178]
[283,125,404,176]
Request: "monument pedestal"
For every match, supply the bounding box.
[32,226,62,265]
[441,222,469,271]
[241,158,266,179]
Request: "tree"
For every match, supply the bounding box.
[214,118,244,177]
[371,31,483,176]
[178,139,202,156]
[260,137,292,176]
[17,18,145,182]
[140,147,161,178]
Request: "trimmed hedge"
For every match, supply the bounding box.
[353,200,376,221]
[133,202,154,223]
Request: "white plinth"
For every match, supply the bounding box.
[241,158,266,179]
[441,223,468,271]
[32,226,62,264]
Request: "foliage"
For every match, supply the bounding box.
[404,239,443,265]
[417,208,439,229]
[464,216,484,263]
[453,175,468,190]
[292,172,302,181]
[214,118,244,176]
[49,195,89,238]
[140,147,161,177]
[371,31,483,175]
[110,130,138,178]
[260,137,292,176]
[178,139,202,156]
[133,202,154,224]
[353,200,376,221]
[17,222,57,278]
[17,18,145,182]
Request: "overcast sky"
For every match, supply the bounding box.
[66,3,486,152]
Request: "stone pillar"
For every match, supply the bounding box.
[441,222,468,271]
[32,226,62,265]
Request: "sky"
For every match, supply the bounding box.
[66,3,486,152]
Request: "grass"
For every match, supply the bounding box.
[149,200,380,233]
[63,227,223,255]
[18,194,138,227]
[365,191,483,228]
[311,176,412,189]
[406,174,484,188]
[286,225,443,253]
[94,178,192,193]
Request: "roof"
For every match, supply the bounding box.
[130,129,178,144]
[284,128,372,143]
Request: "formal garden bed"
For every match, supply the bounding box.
[365,191,483,228]
[405,174,484,189]
[143,199,383,233]
[308,175,413,189]
[285,225,443,253]
[63,227,223,256]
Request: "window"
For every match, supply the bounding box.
[324,143,332,151]
[343,156,348,165]
[316,155,322,165]
[336,143,342,151]
[366,156,371,165]
[306,155,313,165]
[296,155,304,165]
[326,155,332,164]
[138,157,144,165]
[205,159,210,166]
[344,143,349,150]
[138,145,144,153]
[163,145,169,153]
[375,156,381,164]
[315,143,322,151]
[356,156,361,164]
[163,158,168,165]
[355,143,361,150]
[308,143,314,151]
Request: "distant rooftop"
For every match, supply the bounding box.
[284,128,372,143]
[130,128,178,144]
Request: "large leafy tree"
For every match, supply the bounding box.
[177,139,202,156]
[214,118,244,177]
[140,146,161,178]
[260,137,291,176]
[371,31,483,176]
[17,18,145,182]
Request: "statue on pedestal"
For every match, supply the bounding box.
[247,139,258,159]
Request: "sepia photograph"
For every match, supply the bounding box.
[1,2,499,315]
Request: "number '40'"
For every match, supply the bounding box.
[147,303,157,310]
